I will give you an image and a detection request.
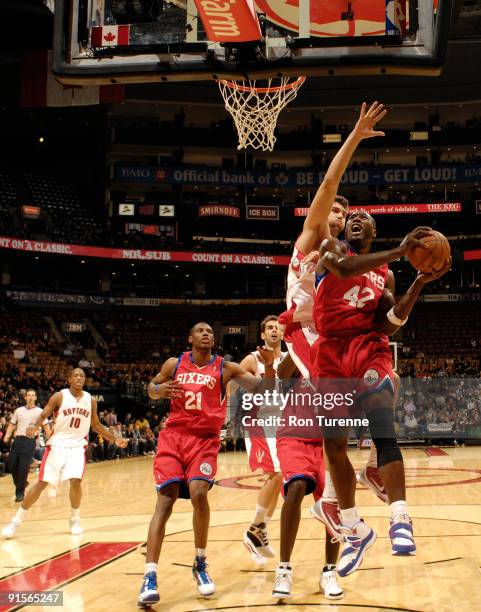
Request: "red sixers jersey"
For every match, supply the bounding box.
[165,352,226,436]
[313,245,389,338]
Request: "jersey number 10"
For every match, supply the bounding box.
[69,417,81,429]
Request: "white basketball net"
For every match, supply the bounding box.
[218,77,306,152]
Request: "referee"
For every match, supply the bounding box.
[4,390,47,502]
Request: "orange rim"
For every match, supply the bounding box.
[219,76,306,94]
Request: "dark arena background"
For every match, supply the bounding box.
[0,1,480,611]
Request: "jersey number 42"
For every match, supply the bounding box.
[343,285,375,308]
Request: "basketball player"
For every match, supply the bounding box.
[1,368,127,539]
[138,322,276,608]
[312,214,451,575]
[241,315,287,566]
[279,102,389,538]
[3,389,49,502]
[272,358,343,600]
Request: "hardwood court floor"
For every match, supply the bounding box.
[1,447,481,611]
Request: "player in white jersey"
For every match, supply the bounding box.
[2,368,127,539]
[241,315,288,565]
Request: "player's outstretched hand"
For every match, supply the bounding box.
[416,257,452,285]
[352,101,387,140]
[115,437,128,448]
[300,250,320,274]
[398,226,432,255]
[257,345,275,366]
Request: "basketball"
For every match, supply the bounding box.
[407,230,451,273]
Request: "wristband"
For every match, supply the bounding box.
[386,307,408,327]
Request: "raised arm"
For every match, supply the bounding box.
[26,392,63,437]
[297,102,387,254]
[90,398,127,447]
[320,227,433,279]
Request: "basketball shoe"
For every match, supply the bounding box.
[320,567,343,600]
[389,513,416,556]
[244,522,274,565]
[192,556,215,596]
[2,518,21,539]
[272,566,292,598]
[69,518,83,536]
[137,572,160,607]
[310,499,342,539]
[358,465,388,504]
[337,520,376,577]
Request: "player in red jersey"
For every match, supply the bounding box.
[138,322,275,608]
[312,212,451,576]
[272,356,343,601]
[241,315,287,566]
[278,103,390,549]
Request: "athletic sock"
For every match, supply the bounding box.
[367,446,377,467]
[195,548,206,559]
[70,508,80,520]
[14,508,26,522]
[323,564,336,573]
[322,471,337,500]
[390,500,408,519]
[253,504,267,526]
[279,561,291,570]
[145,562,158,575]
[265,514,272,526]
[340,507,360,528]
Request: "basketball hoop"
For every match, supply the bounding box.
[218,76,306,152]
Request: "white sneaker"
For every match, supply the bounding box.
[244,522,274,565]
[2,519,20,539]
[337,520,376,577]
[272,567,292,598]
[320,570,344,600]
[69,519,83,536]
[310,498,342,539]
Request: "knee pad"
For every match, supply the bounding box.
[372,437,402,467]
[367,407,402,467]
[367,407,396,439]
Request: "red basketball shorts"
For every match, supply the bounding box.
[245,425,280,473]
[276,437,325,500]
[311,331,394,399]
[283,320,319,378]
[154,428,219,498]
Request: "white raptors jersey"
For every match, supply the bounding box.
[48,389,92,448]
[286,246,317,323]
[251,351,287,417]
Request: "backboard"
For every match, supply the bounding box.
[53,1,452,85]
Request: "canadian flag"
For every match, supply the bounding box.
[90,25,130,48]
[21,50,125,107]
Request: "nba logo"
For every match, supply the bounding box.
[385,0,407,37]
